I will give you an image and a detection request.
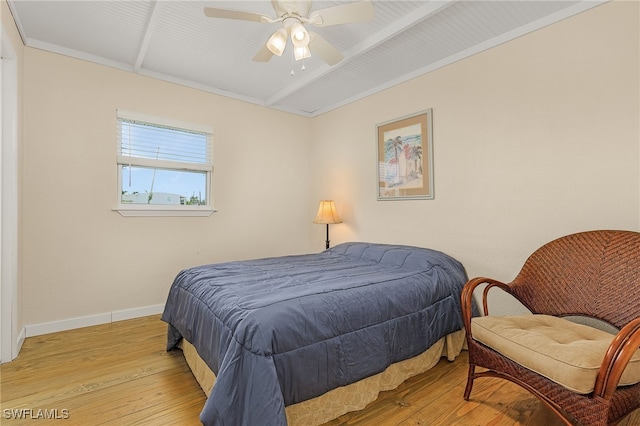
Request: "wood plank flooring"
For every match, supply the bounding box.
[1,315,638,425]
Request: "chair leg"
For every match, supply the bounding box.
[463,364,475,400]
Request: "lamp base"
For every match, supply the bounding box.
[325,224,330,250]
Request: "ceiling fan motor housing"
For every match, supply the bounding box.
[274,1,312,19]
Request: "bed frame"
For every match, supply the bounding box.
[180,329,466,425]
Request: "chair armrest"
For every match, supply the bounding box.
[594,317,640,398]
[461,277,511,336]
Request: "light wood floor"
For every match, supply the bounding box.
[1,315,638,425]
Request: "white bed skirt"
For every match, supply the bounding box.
[180,329,466,425]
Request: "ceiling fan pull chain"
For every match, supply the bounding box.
[290,48,295,76]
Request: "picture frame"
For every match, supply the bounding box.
[376,109,434,200]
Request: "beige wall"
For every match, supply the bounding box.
[16,0,640,328]
[310,0,640,282]
[22,49,313,325]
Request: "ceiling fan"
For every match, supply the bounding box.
[204,1,375,66]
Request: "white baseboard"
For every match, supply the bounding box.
[15,326,25,356]
[1,327,26,363]
[112,304,164,322]
[25,304,165,338]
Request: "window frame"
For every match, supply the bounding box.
[114,109,215,217]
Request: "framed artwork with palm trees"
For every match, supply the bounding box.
[377,109,434,200]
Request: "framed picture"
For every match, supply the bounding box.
[376,109,434,200]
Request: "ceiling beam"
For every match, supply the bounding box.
[264,0,458,107]
[133,0,161,72]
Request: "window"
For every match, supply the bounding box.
[115,110,214,216]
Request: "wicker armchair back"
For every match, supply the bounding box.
[511,231,640,327]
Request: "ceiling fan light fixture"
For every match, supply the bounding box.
[266,28,287,56]
[294,45,311,61]
[204,0,374,67]
[290,22,310,48]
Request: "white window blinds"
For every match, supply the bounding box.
[116,110,212,172]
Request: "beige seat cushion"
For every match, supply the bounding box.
[471,314,640,394]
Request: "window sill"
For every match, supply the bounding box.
[114,206,216,217]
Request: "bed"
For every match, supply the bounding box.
[162,242,469,426]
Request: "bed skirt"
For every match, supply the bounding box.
[180,329,466,426]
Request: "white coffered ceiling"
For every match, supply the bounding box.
[8,0,606,116]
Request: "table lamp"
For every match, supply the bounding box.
[313,200,342,249]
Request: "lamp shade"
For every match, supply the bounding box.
[313,200,342,224]
[266,28,287,56]
[294,45,311,61]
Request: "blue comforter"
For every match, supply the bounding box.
[162,242,468,426]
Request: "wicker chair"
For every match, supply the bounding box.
[461,230,640,426]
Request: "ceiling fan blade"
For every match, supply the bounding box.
[253,45,274,62]
[308,32,344,66]
[308,1,375,27]
[204,7,272,23]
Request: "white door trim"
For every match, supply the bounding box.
[1,24,21,362]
